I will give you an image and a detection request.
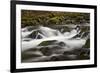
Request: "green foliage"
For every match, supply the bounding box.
[21,10,90,27]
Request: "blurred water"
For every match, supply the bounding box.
[21,25,90,62]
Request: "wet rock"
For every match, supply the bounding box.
[28,30,38,39]
[63,48,90,60]
[78,48,90,59]
[49,54,72,61]
[36,34,43,39]
[57,42,66,47]
[84,39,90,48]
[39,47,53,56]
[21,52,42,62]
[63,51,75,55]
[50,56,60,61]
[38,40,57,46]
[45,45,64,54]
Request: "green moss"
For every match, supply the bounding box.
[38,40,56,46]
[21,10,90,27]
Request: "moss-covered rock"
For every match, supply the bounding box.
[38,40,57,46]
[21,10,90,27]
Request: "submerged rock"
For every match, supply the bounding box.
[66,54,78,60]
[39,47,53,56]
[57,42,66,47]
[21,51,42,61]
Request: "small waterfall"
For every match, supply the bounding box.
[38,26,63,37]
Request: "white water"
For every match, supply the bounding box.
[22,26,89,52]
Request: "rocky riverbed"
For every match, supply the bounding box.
[21,25,90,63]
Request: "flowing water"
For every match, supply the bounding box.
[21,25,90,62]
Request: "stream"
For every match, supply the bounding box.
[21,25,90,62]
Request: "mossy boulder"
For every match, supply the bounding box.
[38,40,57,46]
[21,10,90,27]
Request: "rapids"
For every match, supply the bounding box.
[21,25,90,62]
